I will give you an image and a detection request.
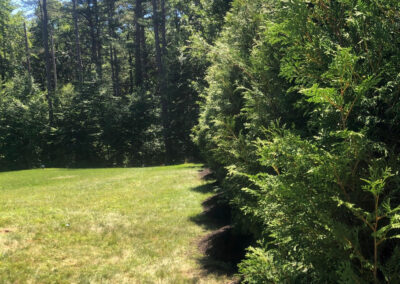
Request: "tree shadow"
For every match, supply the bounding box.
[190,179,252,280]
[190,182,219,194]
[198,168,216,180]
[197,225,252,277]
[190,193,231,231]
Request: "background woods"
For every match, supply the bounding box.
[0,0,225,169]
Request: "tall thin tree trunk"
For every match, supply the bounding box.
[128,34,134,93]
[128,49,134,93]
[0,23,6,80]
[152,0,171,162]
[107,0,120,97]
[113,46,120,96]
[23,22,31,78]
[0,30,3,80]
[40,0,54,125]
[50,30,57,91]
[109,43,116,96]
[93,0,102,79]
[0,52,3,80]
[87,0,98,76]
[160,0,167,55]
[72,0,83,83]
[140,25,147,82]
[134,0,143,87]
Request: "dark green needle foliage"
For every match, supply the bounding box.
[193,0,400,282]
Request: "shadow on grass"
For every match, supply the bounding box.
[190,182,218,194]
[197,225,252,277]
[190,175,252,280]
[197,168,217,181]
[190,193,231,231]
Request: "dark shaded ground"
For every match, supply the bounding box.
[190,193,231,230]
[190,169,253,281]
[198,225,252,273]
[198,168,215,180]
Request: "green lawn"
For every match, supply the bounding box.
[0,164,230,283]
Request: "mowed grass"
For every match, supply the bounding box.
[0,164,230,283]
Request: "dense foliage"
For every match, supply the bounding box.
[0,0,230,169]
[193,0,400,282]
[2,0,400,282]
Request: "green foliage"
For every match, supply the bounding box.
[0,74,47,169]
[238,247,284,284]
[0,0,223,169]
[2,0,400,279]
[193,0,400,282]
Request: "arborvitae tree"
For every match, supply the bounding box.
[193,0,400,282]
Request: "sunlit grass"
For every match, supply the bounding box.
[0,164,230,283]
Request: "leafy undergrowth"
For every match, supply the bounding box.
[0,164,233,283]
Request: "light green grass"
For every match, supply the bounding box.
[0,164,230,283]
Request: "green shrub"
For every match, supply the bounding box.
[193,0,400,282]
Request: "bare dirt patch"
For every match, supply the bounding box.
[198,168,214,180]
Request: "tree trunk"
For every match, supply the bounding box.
[0,52,3,80]
[134,0,143,87]
[23,22,31,78]
[93,0,102,78]
[160,0,167,55]
[140,25,147,82]
[72,0,83,83]
[40,0,55,125]
[50,29,57,91]
[87,0,98,77]
[0,23,6,80]
[107,0,120,96]
[113,46,120,96]
[109,43,116,96]
[128,34,134,93]
[152,0,171,162]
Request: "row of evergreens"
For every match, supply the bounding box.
[193,0,400,282]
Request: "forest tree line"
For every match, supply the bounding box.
[0,0,231,169]
[1,0,400,282]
